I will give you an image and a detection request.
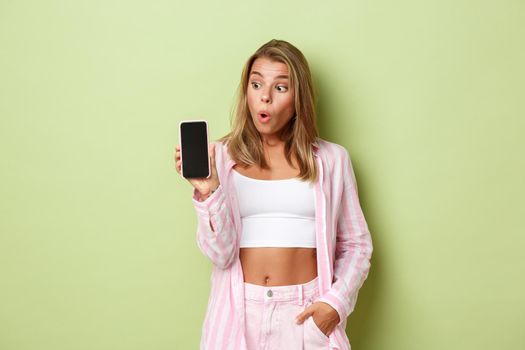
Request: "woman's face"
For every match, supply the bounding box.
[246,57,295,143]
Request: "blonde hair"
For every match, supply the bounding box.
[218,39,319,182]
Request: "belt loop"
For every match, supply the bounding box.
[297,284,303,305]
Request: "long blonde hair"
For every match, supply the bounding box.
[218,39,320,182]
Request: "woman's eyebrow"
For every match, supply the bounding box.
[250,71,289,80]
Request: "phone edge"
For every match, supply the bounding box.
[178,119,211,179]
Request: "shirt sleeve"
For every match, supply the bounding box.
[192,183,238,269]
[317,148,373,326]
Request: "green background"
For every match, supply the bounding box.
[1,1,523,349]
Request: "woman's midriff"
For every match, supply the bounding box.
[240,247,318,286]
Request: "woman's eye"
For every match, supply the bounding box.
[276,86,288,92]
[251,82,261,89]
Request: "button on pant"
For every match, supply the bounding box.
[244,276,330,350]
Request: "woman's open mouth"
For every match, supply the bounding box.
[257,112,271,123]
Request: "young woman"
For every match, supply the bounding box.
[175,39,373,350]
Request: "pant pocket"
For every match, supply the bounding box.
[307,315,330,339]
[244,300,264,349]
[303,312,329,349]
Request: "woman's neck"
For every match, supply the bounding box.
[261,134,285,149]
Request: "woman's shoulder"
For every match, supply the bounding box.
[210,139,233,163]
[316,138,350,161]
[210,139,229,152]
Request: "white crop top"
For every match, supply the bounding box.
[232,169,316,248]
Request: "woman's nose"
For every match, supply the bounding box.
[260,91,271,103]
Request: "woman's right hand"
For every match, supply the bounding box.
[174,143,221,201]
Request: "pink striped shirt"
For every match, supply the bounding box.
[191,138,373,349]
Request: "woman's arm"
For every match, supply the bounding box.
[317,148,374,326]
[175,142,237,270]
[192,184,238,270]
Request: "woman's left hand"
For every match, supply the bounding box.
[295,302,340,337]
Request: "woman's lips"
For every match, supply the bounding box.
[257,112,271,124]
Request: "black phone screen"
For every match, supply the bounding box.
[180,121,210,178]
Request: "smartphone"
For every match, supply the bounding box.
[179,120,210,179]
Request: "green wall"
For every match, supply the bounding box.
[1,1,523,349]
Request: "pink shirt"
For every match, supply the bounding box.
[191,138,373,350]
